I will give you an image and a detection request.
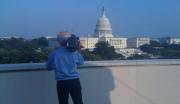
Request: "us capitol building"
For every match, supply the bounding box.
[47,8,150,57]
[79,8,127,49]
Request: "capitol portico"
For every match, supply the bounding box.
[80,8,127,49]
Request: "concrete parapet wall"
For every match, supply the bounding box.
[0,59,180,104]
[0,59,180,72]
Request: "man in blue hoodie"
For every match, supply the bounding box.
[46,33,84,104]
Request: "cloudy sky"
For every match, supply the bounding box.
[0,0,180,38]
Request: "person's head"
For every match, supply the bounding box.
[57,32,71,46]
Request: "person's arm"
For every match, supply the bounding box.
[46,52,55,70]
[75,51,84,66]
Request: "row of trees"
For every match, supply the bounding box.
[1,37,180,64]
[0,37,50,64]
[0,37,123,64]
[140,41,180,59]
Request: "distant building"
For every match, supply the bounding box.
[170,38,180,44]
[0,36,19,40]
[159,37,180,44]
[45,36,59,48]
[127,37,150,48]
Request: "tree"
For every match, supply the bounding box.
[140,41,180,59]
[150,40,161,46]
[0,37,50,64]
[93,41,123,60]
[30,37,48,48]
[81,49,103,61]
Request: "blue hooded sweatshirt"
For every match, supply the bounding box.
[46,47,84,80]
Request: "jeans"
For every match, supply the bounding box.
[57,78,83,104]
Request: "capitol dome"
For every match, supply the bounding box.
[95,8,113,38]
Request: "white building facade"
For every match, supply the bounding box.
[127,37,150,48]
[79,37,99,49]
[169,38,180,44]
[159,37,180,44]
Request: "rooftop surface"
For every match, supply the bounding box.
[0,59,180,104]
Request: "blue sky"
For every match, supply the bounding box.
[0,0,180,38]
